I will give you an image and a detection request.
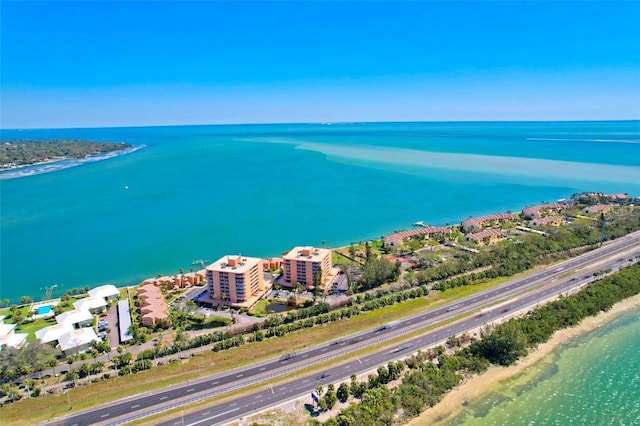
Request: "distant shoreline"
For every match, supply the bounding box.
[0,145,145,180]
[2,119,638,132]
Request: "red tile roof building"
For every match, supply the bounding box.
[385,226,452,247]
[606,193,629,203]
[461,213,518,233]
[581,204,612,215]
[136,283,169,327]
[531,216,563,227]
[464,229,505,245]
[522,203,567,220]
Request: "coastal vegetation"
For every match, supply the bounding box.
[0,139,132,168]
[416,205,640,292]
[1,193,638,421]
[316,264,640,425]
[0,262,637,424]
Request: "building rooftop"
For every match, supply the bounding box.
[56,308,93,326]
[533,216,563,225]
[386,226,451,244]
[282,246,331,261]
[58,328,99,352]
[117,300,133,343]
[0,323,16,336]
[462,213,518,228]
[87,284,119,299]
[73,296,108,311]
[466,229,504,241]
[35,323,74,344]
[0,332,27,350]
[206,255,263,274]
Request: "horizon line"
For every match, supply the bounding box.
[2,118,639,132]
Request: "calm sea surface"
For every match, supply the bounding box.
[1,121,639,302]
[448,303,640,426]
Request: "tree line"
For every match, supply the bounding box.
[428,208,640,292]
[317,263,640,425]
[0,139,132,167]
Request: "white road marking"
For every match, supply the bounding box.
[188,408,239,426]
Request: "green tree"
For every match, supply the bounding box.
[472,322,528,366]
[294,282,306,305]
[313,268,322,299]
[377,365,390,384]
[321,383,337,410]
[360,257,399,289]
[13,312,25,328]
[66,369,79,387]
[337,382,349,403]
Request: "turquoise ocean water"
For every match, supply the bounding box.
[448,303,640,426]
[1,121,639,303]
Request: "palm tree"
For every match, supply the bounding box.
[66,369,79,387]
[0,384,17,403]
[294,282,305,305]
[48,357,58,376]
[24,378,36,398]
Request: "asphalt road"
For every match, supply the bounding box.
[46,232,640,426]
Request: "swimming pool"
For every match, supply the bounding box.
[36,305,52,315]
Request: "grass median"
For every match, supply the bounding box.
[1,275,518,426]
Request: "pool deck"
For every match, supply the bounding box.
[30,300,60,320]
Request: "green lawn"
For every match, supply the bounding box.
[15,317,58,340]
[250,299,270,317]
[0,268,535,425]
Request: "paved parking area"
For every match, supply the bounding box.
[103,303,119,349]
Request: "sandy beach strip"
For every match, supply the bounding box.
[407,292,640,426]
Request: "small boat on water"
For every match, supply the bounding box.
[413,221,425,227]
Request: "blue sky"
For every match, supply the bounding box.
[1,1,639,128]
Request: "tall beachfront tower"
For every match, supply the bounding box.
[206,255,264,305]
[282,246,332,289]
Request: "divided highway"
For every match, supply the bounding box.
[47,232,640,426]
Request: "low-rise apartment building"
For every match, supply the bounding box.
[464,229,505,245]
[461,213,518,233]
